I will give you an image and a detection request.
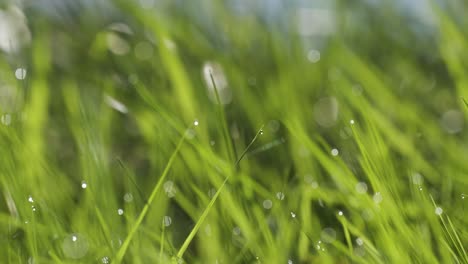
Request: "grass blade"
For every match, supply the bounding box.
[176,126,264,259]
[115,134,186,263]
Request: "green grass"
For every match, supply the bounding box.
[0,1,467,263]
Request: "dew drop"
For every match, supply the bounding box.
[350,119,355,125]
[313,97,338,127]
[28,196,34,203]
[412,173,423,185]
[373,192,383,204]
[355,182,368,194]
[208,188,217,198]
[440,110,464,134]
[163,216,172,227]
[361,209,374,221]
[462,194,465,200]
[15,68,27,80]
[81,181,87,189]
[262,199,273,209]
[288,259,293,264]
[62,234,89,259]
[184,128,196,139]
[321,227,337,243]
[205,224,212,236]
[104,95,128,114]
[307,49,320,63]
[117,209,124,215]
[164,181,177,198]
[260,129,264,135]
[124,193,133,202]
[337,211,343,216]
[290,212,296,218]
[331,148,339,156]
[435,207,443,215]
[1,114,11,126]
[276,192,285,200]
[193,120,199,126]
[101,256,110,264]
[356,237,364,246]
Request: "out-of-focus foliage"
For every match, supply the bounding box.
[0,1,467,263]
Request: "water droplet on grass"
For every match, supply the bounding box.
[331,148,339,156]
[208,188,217,198]
[290,212,296,218]
[81,181,87,189]
[62,234,89,259]
[1,114,11,126]
[185,128,196,139]
[104,95,128,114]
[412,173,423,185]
[350,119,355,125]
[373,192,383,204]
[337,211,343,216]
[28,196,34,203]
[15,68,27,80]
[313,97,338,128]
[462,194,465,200]
[354,247,366,257]
[193,120,199,126]
[164,181,177,198]
[362,209,374,221]
[356,237,364,246]
[202,62,232,104]
[355,182,368,194]
[307,49,320,63]
[101,256,110,263]
[163,216,172,227]
[440,110,464,134]
[262,200,273,209]
[288,259,293,264]
[321,227,336,243]
[276,192,285,200]
[124,193,133,202]
[117,209,124,215]
[435,207,443,215]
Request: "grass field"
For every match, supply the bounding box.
[0,1,467,263]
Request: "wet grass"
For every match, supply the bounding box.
[0,1,467,264]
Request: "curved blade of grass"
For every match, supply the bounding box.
[210,71,236,164]
[176,126,263,259]
[115,134,186,263]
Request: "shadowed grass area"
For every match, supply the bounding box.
[0,1,467,263]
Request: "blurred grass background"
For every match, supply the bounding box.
[0,0,467,263]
